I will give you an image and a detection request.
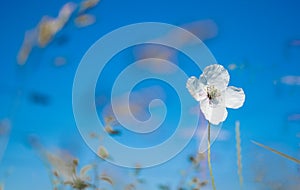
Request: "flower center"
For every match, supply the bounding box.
[206,85,221,103]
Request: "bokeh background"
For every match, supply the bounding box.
[0,0,300,189]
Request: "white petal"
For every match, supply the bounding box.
[186,76,207,101]
[200,99,228,125]
[200,64,229,90]
[225,86,245,109]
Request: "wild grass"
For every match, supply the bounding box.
[252,140,300,165]
[235,121,243,188]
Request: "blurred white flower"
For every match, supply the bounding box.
[186,64,245,125]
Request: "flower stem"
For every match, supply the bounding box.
[208,122,216,190]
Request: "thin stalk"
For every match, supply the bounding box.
[235,121,243,189]
[207,122,216,190]
[252,140,300,164]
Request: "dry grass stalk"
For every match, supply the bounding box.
[235,121,243,188]
[252,141,300,164]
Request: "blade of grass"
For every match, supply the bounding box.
[208,122,216,190]
[251,140,300,164]
[235,121,243,189]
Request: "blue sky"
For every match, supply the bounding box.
[0,0,300,189]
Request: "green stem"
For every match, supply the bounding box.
[208,122,216,190]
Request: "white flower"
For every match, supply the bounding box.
[186,64,245,125]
